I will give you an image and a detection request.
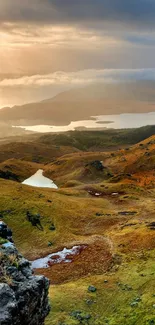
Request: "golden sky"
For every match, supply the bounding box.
[1,0,155,106]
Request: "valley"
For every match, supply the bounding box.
[0,127,155,324]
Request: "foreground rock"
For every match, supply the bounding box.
[0,221,13,242]
[0,233,50,325]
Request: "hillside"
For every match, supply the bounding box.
[0,159,42,182]
[0,141,79,164]
[0,132,155,324]
[1,81,155,126]
[0,126,154,166]
[45,81,155,103]
[43,135,155,187]
[38,125,155,151]
[0,127,154,185]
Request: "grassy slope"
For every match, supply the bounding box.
[0,159,43,181]
[43,135,155,187]
[0,125,154,164]
[38,125,155,151]
[1,178,155,324]
[0,141,79,164]
[0,132,155,324]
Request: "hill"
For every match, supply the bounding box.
[0,132,155,325]
[44,80,155,103]
[0,126,154,166]
[38,125,155,151]
[43,134,155,187]
[1,81,155,126]
[0,141,79,164]
[0,159,42,182]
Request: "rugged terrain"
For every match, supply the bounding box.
[0,223,50,325]
[0,127,155,325]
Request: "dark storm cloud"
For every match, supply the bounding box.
[1,0,155,29]
[50,0,155,25]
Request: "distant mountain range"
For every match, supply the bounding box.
[1,81,155,126]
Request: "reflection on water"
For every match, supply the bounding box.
[16,112,155,133]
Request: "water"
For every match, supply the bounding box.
[31,246,81,269]
[22,169,58,189]
[15,112,155,133]
[95,112,155,129]
[2,242,14,248]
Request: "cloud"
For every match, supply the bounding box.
[1,69,155,88]
[0,0,155,30]
[1,68,155,108]
[1,2,155,81]
[0,25,119,48]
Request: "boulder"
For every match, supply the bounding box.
[0,221,13,241]
[86,160,105,171]
[0,231,50,325]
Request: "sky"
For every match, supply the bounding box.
[1,0,155,107]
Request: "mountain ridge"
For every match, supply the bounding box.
[1,81,155,126]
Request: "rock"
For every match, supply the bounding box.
[96,213,103,216]
[126,285,133,291]
[147,222,155,230]
[39,194,45,198]
[2,242,14,249]
[26,211,43,230]
[85,299,94,305]
[130,301,139,307]
[48,242,53,247]
[88,286,97,293]
[0,229,50,325]
[49,224,56,231]
[0,221,13,242]
[70,311,91,321]
[0,284,17,324]
[135,297,141,302]
[118,211,137,216]
[86,160,105,171]
[85,314,91,320]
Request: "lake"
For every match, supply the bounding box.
[16,112,155,133]
[22,169,58,189]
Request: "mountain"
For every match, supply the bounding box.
[1,81,155,126]
[44,80,155,103]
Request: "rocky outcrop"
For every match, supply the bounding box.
[85,160,105,171]
[0,223,50,325]
[0,221,13,242]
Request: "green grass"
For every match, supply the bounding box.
[46,256,155,325]
[0,132,155,324]
[39,126,155,151]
